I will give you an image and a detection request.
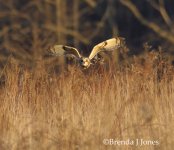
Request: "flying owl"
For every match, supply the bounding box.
[48,37,125,69]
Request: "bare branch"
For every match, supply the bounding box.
[147,0,160,11]
[120,0,174,44]
[147,0,172,27]
[85,0,97,8]
[44,24,89,44]
[159,0,172,26]
[45,0,55,5]
[88,5,109,39]
[73,0,80,47]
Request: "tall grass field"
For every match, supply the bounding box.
[0,53,174,150]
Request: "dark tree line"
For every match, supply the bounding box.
[0,0,174,68]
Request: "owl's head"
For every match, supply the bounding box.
[79,57,91,69]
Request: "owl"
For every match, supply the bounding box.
[48,37,125,69]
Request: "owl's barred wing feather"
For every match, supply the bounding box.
[89,37,125,60]
[49,45,81,58]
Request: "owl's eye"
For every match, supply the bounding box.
[80,59,83,63]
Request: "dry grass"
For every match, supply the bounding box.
[0,55,174,150]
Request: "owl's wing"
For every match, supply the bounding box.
[89,37,125,60]
[48,45,81,59]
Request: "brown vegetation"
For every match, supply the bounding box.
[0,51,174,150]
[0,0,174,149]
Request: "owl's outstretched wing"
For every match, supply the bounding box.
[48,45,81,59]
[89,37,125,60]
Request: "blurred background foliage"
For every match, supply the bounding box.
[0,0,174,68]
